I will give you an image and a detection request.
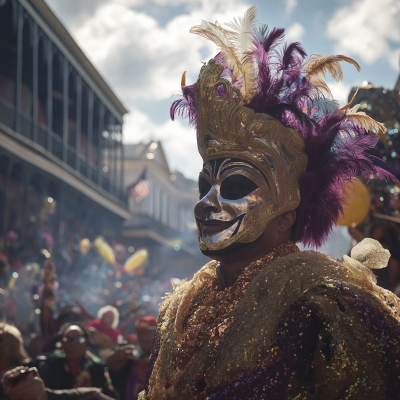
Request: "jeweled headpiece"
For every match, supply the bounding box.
[171,7,394,247]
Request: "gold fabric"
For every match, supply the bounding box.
[194,60,308,251]
[175,242,299,382]
[140,239,400,399]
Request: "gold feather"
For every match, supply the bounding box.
[343,105,387,135]
[190,20,242,82]
[308,75,333,98]
[304,54,361,82]
[340,87,359,111]
[181,71,186,87]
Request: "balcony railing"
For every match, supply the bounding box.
[124,213,181,240]
[0,95,128,205]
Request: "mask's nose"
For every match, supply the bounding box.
[194,184,221,218]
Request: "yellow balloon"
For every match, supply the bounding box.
[124,249,149,273]
[337,179,370,227]
[93,236,116,265]
[8,276,16,289]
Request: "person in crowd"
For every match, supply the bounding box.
[0,324,113,400]
[0,323,32,377]
[0,365,116,400]
[37,322,117,399]
[1,366,49,400]
[87,306,121,347]
[106,317,157,400]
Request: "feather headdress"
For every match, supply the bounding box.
[171,7,395,247]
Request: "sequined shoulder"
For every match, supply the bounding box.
[207,250,400,397]
[158,260,217,322]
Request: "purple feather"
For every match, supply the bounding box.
[295,112,394,247]
[280,42,307,70]
[262,27,285,54]
[170,84,197,126]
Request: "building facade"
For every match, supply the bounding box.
[0,0,129,271]
[123,142,207,280]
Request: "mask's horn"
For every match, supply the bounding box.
[181,71,186,87]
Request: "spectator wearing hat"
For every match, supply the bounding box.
[106,316,156,400]
[87,306,121,347]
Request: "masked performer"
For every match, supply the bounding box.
[139,7,400,400]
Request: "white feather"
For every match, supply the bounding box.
[224,6,257,62]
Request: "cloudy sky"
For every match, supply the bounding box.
[45,0,400,180]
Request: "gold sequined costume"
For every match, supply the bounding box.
[140,240,400,399]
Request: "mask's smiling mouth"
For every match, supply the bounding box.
[197,214,246,236]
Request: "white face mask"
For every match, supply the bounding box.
[194,158,270,251]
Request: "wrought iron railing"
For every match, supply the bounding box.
[0,95,128,206]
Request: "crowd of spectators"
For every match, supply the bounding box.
[0,213,178,399]
[0,312,157,399]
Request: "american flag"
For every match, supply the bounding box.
[128,169,150,200]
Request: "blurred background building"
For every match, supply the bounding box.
[122,141,207,281]
[0,0,129,274]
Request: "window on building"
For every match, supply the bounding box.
[114,128,122,192]
[146,181,153,217]
[154,185,160,221]
[80,83,89,176]
[20,16,33,139]
[67,69,78,149]
[92,95,100,166]
[51,51,63,138]
[168,198,176,230]
[108,114,115,191]
[179,208,184,233]
[101,109,111,190]
[161,192,168,225]
[37,33,48,148]
[0,0,18,129]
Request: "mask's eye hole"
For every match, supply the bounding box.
[198,177,212,199]
[220,175,258,200]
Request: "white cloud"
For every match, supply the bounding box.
[286,22,305,41]
[326,81,352,104]
[73,1,249,104]
[327,0,400,69]
[123,109,203,179]
[64,0,249,177]
[284,0,297,14]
